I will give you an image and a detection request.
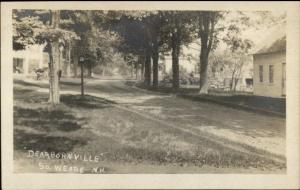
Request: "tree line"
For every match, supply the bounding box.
[13,10,285,105]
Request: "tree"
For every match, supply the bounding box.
[40,11,78,104]
[12,12,42,50]
[48,11,61,104]
[195,11,223,94]
[203,11,284,92]
[13,10,78,104]
[62,10,121,79]
[160,11,196,89]
[123,53,139,78]
[106,11,153,85]
[222,25,253,91]
[144,12,166,88]
[59,10,80,77]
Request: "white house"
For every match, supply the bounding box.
[13,44,48,75]
[252,25,286,97]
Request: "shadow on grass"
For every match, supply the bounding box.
[60,94,115,109]
[86,81,146,96]
[134,83,286,114]
[60,81,81,86]
[14,87,49,104]
[14,107,84,132]
[205,95,286,114]
[14,129,87,152]
[14,79,49,88]
[14,87,113,133]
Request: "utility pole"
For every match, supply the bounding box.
[79,56,85,97]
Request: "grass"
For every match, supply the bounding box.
[13,79,286,173]
[132,82,286,115]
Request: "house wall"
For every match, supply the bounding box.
[253,51,286,97]
[13,44,48,75]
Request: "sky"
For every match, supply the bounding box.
[164,10,286,74]
[183,10,286,57]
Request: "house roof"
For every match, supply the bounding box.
[254,36,286,54]
[252,24,286,55]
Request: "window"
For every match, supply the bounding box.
[245,78,253,87]
[259,65,263,82]
[269,65,274,83]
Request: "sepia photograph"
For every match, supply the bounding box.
[1,1,300,189]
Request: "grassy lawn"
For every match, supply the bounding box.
[13,80,286,174]
[132,82,286,115]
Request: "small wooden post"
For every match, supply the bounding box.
[79,56,84,97]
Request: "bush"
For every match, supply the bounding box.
[162,66,199,85]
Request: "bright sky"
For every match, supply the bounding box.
[184,10,286,57]
[165,11,286,73]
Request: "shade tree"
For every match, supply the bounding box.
[13,9,79,104]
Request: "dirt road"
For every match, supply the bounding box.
[13,77,286,173]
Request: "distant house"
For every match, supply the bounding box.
[13,44,49,75]
[13,44,72,77]
[252,28,286,98]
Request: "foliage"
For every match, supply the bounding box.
[13,10,79,51]
[13,9,285,92]
[13,13,43,50]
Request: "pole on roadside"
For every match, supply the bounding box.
[79,56,85,97]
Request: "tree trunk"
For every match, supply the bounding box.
[141,56,145,81]
[48,42,60,104]
[131,64,134,78]
[198,12,216,94]
[48,10,60,105]
[230,69,236,91]
[102,65,105,76]
[73,48,78,77]
[135,62,139,80]
[81,62,84,96]
[66,44,71,77]
[144,52,151,86]
[136,56,141,80]
[233,60,245,92]
[233,78,238,92]
[87,65,92,78]
[171,32,180,89]
[59,48,63,78]
[152,42,159,88]
[199,52,209,94]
